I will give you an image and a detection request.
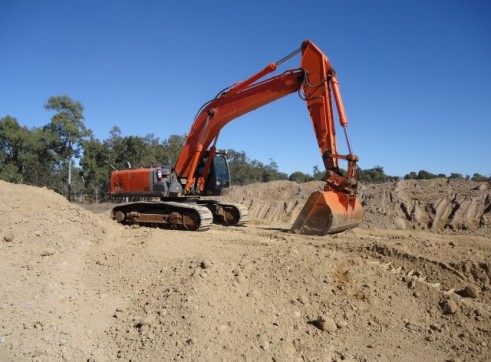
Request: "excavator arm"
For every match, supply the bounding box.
[300,41,359,197]
[173,40,363,234]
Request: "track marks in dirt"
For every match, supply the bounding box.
[223,179,491,235]
[360,179,491,234]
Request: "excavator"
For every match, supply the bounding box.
[110,40,363,235]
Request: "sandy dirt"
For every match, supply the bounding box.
[1,179,490,361]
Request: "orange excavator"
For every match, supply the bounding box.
[110,40,363,235]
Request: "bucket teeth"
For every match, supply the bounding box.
[291,191,363,235]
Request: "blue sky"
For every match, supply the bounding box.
[1,0,490,177]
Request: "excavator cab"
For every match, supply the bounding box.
[197,152,231,196]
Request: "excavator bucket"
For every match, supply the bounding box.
[291,191,363,235]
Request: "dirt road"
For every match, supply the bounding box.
[1,179,490,361]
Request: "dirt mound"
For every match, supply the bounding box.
[1,179,490,361]
[223,179,491,235]
[222,180,325,225]
[360,179,491,234]
[0,180,123,361]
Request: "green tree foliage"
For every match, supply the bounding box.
[79,137,112,199]
[404,171,418,180]
[2,96,489,201]
[471,173,488,182]
[0,116,26,182]
[44,96,92,160]
[78,132,185,199]
[226,150,252,184]
[404,170,447,180]
[289,165,328,182]
[113,136,149,168]
[312,165,325,181]
[226,150,287,185]
[162,134,186,165]
[449,173,464,179]
[0,116,58,185]
[417,170,437,180]
[262,159,287,182]
[289,171,312,183]
[357,166,398,183]
[44,96,92,199]
[18,127,60,186]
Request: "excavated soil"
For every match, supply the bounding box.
[1,179,490,361]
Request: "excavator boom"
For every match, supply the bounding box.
[174,69,304,183]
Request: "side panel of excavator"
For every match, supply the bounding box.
[291,191,363,235]
[111,168,153,196]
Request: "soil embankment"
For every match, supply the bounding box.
[1,179,490,361]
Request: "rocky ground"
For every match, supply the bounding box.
[0,179,490,361]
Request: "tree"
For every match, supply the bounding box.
[0,116,24,182]
[225,150,288,185]
[111,135,149,169]
[357,166,393,183]
[144,133,166,166]
[449,173,464,179]
[0,116,58,185]
[471,173,488,182]
[44,96,92,200]
[289,171,312,183]
[261,159,287,182]
[417,170,437,180]
[404,171,418,180]
[312,165,325,180]
[17,127,60,186]
[162,134,186,166]
[80,137,112,200]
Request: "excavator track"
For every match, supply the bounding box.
[112,201,213,231]
[198,200,249,226]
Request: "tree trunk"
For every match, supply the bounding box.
[67,156,72,201]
